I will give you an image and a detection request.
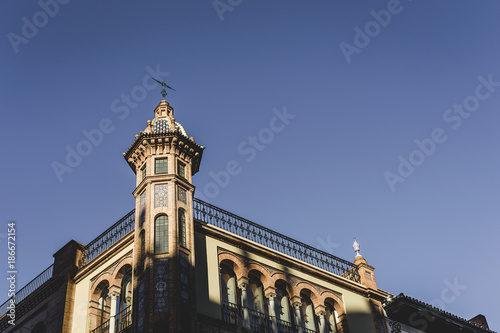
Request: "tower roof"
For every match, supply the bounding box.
[149,99,188,136]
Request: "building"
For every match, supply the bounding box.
[0,99,494,333]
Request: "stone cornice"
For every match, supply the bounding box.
[123,131,204,174]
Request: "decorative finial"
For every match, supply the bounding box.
[353,238,361,257]
[153,78,175,99]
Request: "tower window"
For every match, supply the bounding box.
[178,161,186,178]
[155,215,169,253]
[155,158,168,174]
[179,210,186,248]
[141,165,146,180]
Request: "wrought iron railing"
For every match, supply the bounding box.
[277,319,296,333]
[248,308,272,333]
[0,264,54,316]
[222,301,241,326]
[115,305,132,332]
[81,210,135,265]
[193,198,361,283]
[221,302,318,333]
[92,319,110,333]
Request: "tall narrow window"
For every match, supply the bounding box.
[155,215,169,253]
[178,161,186,178]
[179,210,186,248]
[155,158,168,174]
[141,165,146,180]
[140,231,145,271]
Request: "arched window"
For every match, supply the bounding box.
[155,215,168,253]
[178,209,186,248]
[116,268,133,331]
[301,293,317,332]
[325,301,339,333]
[220,265,238,305]
[220,264,239,325]
[98,285,110,326]
[275,282,292,326]
[32,322,45,333]
[248,274,266,314]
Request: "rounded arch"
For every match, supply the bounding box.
[274,278,294,298]
[220,261,239,306]
[274,279,293,324]
[300,291,318,332]
[324,296,347,333]
[89,279,111,330]
[218,252,247,281]
[91,276,112,302]
[247,264,273,291]
[321,292,346,315]
[113,260,133,285]
[295,283,321,307]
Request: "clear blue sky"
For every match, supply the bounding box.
[1,0,499,329]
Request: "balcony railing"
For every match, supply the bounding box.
[92,319,110,333]
[193,198,361,283]
[81,210,135,265]
[222,302,320,333]
[248,307,272,333]
[115,306,132,332]
[222,301,242,326]
[0,264,54,316]
[277,319,296,333]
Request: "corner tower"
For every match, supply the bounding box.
[123,99,204,332]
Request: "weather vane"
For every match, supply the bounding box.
[153,78,175,98]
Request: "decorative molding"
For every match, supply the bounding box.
[90,249,133,286]
[217,247,343,305]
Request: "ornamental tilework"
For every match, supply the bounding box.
[154,184,168,208]
[178,187,187,204]
[153,258,169,313]
[139,191,146,226]
[152,118,172,133]
[180,252,189,304]
[137,276,145,333]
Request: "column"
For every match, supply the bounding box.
[239,282,250,329]
[317,311,327,333]
[109,291,119,333]
[292,301,303,333]
[267,292,278,333]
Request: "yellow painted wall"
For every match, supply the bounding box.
[195,228,377,333]
[70,243,134,333]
